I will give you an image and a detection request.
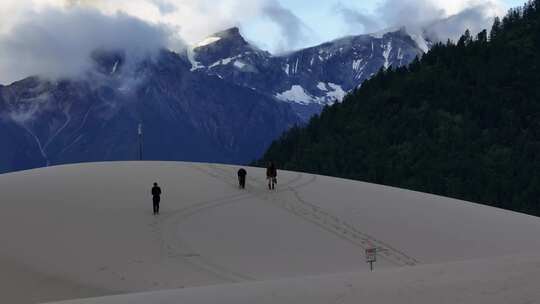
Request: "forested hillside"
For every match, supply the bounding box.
[258,1,540,216]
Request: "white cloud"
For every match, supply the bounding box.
[261,1,314,52]
[0,0,311,46]
[0,0,510,84]
[338,0,505,42]
[0,6,176,84]
[377,0,504,29]
[0,0,313,84]
[425,2,503,42]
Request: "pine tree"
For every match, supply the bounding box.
[476,30,488,43]
[490,17,502,40]
[458,29,473,47]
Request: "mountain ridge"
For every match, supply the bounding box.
[190,26,424,120]
[0,26,425,173]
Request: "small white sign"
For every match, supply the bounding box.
[366,248,377,263]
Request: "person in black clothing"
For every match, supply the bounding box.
[151,182,162,215]
[237,168,247,189]
[266,162,277,190]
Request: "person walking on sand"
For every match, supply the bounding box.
[237,168,247,189]
[266,162,277,190]
[151,182,162,215]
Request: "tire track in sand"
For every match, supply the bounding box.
[156,164,309,283]
[204,164,419,267]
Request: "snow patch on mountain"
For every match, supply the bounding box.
[276,85,313,104]
[187,48,204,71]
[209,56,237,68]
[196,36,222,48]
[111,61,119,75]
[408,32,430,53]
[277,83,346,105]
[234,61,246,69]
[352,59,364,71]
[397,48,404,65]
[383,41,393,70]
[295,59,300,74]
[326,83,346,101]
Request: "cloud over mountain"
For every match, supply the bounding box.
[0,7,176,84]
[0,0,510,84]
[0,0,310,84]
[337,0,505,42]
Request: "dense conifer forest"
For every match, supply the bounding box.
[258,1,540,216]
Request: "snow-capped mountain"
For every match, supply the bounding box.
[0,27,426,173]
[190,27,424,120]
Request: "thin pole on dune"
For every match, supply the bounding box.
[138,123,143,161]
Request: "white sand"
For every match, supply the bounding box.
[50,254,540,304]
[0,161,539,304]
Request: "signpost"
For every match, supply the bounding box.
[138,123,143,161]
[366,248,377,271]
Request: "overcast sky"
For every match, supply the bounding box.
[0,0,528,84]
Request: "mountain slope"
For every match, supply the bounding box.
[258,2,540,216]
[0,51,300,173]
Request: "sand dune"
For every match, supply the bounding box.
[0,162,539,303]
[50,254,540,304]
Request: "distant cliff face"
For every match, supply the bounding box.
[191,27,424,120]
[0,50,300,173]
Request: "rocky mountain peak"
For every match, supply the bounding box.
[192,27,264,67]
[213,27,244,40]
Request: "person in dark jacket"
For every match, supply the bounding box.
[237,168,247,189]
[266,162,277,190]
[151,182,162,215]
